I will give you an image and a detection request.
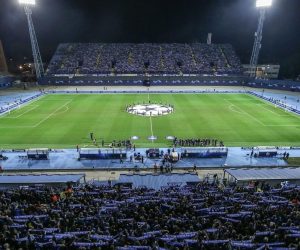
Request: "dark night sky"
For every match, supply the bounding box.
[1,0,300,78]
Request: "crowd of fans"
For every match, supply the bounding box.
[0,75,12,89]
[46,43,243,76]
[0,181,300,249]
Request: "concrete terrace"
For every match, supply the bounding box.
[1,147,299,172]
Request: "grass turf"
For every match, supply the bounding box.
[0,93,299,149]
[286,158,300,166]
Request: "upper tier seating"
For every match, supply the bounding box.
[46,43,243,76]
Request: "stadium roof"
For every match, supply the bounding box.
[118,173,200,190]
[225,168,300,182]
[0,174,85,185]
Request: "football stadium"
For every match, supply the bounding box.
[1,0,300,249]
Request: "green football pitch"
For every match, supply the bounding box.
[0,93,299,149]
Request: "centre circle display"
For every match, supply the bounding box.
[126,103,174,117]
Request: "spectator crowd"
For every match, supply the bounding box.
[46,43,243,76]
[0,181,300,249]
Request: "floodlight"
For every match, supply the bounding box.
[19,0,44,79]
[250,0,272,77]
[256,0,272,8]
[19,0,36,5]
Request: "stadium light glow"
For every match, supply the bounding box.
[256,0,272,8]
[19,0,36,5]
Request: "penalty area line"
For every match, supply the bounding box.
[0,101,73,129]
[256,104,290,117]
[228,104,245,115]
[224,99,266,126]
[6,105,39,119]
[32,100,73,128]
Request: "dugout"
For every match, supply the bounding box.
[181,147,228,158]
[225,167,300,186]
[254,146,278,157]
[79,148,126,160]
[27,148,49,160]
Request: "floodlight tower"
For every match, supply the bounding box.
[250,0,272,78]
[19,0,44,80]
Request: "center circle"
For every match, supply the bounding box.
[126,103,174,117]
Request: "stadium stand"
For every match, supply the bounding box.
[46,43,243,76]
[0,74,13,88]
[40,43,300,92]
[0,180,299,249]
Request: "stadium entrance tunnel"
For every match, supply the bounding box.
[126,103,174,117]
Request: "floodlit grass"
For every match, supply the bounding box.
[286,158,300,166]
[0,93,299,149]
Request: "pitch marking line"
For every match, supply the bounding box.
[40,99,74,102]
[0,100,73,129]
[256,104,290,117]
[225,99,299,127]
[0,94,46,118]
[1,105,39,119]
[224,99,265,126]
[236,106,266,126]
[32,100,73,127]
[149,115,154,143]
[147,90,155,143]
[52,106,69,116]
[228,104,245,115]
